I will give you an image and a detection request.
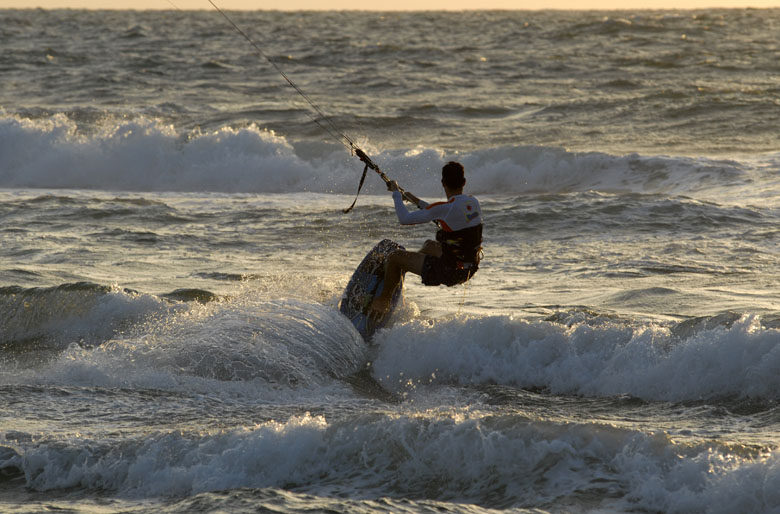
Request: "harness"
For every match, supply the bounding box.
[436,223,483,270]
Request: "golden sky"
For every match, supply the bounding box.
[3,0,779,8]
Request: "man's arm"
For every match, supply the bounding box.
[392,191,450,225]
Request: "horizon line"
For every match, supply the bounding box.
[3,4,780,9]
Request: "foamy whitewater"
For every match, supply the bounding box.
[2,8,780,514]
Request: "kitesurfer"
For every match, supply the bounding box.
[369,161,483,319]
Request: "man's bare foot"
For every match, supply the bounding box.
[368,295,391,320]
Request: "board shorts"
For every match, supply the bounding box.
[421,255,477,287]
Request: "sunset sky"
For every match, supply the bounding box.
[3,0,780,9]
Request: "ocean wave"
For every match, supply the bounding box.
[371,312,780,403]
[0,114,770,199]
[4,410,778,512]
[1,284,365,391]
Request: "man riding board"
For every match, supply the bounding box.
[369,161,483,319]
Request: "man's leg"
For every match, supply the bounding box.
[369,249,426,318]
[419,240,442,257]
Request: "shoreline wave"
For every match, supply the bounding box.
[2,410,778,513]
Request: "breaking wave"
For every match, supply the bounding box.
[372,311,780,403]
[2,410,778,513]
[1,114,772,199]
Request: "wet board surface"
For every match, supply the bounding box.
[339,239,405,341]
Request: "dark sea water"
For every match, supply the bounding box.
[1,8,780,514]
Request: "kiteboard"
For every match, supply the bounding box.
[339,239,405,341]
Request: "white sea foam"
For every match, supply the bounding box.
[371,314,780,402]
[7,410,779,512]
[0,114,763,200]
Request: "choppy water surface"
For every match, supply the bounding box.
[1,8,780,514]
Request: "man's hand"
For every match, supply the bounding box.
[386,180,400,193]
[405,192,423,208]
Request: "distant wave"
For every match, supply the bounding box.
[1,114,770,198]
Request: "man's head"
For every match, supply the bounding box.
[441,161,466,192]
